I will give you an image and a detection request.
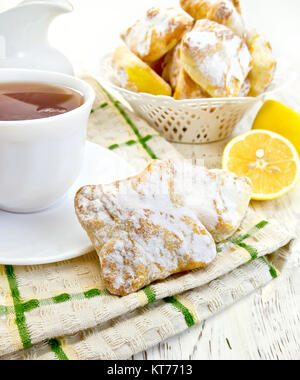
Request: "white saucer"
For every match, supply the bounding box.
[0,142,135,265]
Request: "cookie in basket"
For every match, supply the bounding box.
[159,32,250,100]
[75,160,217,296]
[161,43,182,91]
[121,7,194,63]
[239,79,251,97]
[180,0,246,37]
[161,43,210,99]
[174,68,210,100]
[247,31,277,97]
[181,19,252,97]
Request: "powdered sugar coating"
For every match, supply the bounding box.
[75,161,252,295]
[186,31,218,49]
[182,20,252,97]
[75,161,216,296]
[180,164,252,241]
[180,0,246,37]
[121,7,193,62]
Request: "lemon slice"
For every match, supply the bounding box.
[222,130,300,200]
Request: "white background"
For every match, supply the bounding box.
[1,0,300,72]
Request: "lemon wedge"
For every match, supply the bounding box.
[112,46,172,96]
[222,130,300,200]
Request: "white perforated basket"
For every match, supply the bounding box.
[96,53,286,144]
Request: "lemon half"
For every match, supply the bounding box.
[222,130,300,200]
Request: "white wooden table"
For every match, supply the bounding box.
[1,0,300,360]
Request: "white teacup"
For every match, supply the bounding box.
[0,69,95,213]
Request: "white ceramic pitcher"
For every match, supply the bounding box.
[0,0,74,75]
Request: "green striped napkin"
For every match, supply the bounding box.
[0,78,294,360]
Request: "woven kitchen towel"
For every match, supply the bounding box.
[0,78,295,360]
[3,244,292,361]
